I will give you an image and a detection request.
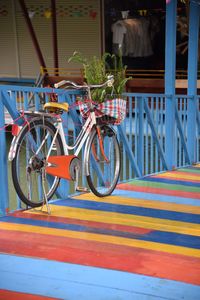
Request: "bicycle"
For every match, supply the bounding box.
[9,76,123,208]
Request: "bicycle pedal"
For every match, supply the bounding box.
[76,186,90,193]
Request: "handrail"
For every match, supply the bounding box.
[0,85,199,215]
[40,66,200,80]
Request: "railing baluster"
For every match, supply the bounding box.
[0,91,9,215]
[137,96,144,176]
[0,85,199,214]
[128,95,132,179]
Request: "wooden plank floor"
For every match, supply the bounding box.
[0,165,200,299]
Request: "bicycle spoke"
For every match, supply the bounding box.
[86,126,120,196]
[12,119,64,207]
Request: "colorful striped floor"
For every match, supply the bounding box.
[0,165,200,299]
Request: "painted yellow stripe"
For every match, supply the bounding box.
[26,205,200,236]
[1,222,200,258]
[74,194,200,215]
[193,164,200,168]
[158,172,200,181]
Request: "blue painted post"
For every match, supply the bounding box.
[1,89,24,126]
[56,93,69,198]
[165,0,177,169]
[118,125,141,177]
[187,1,200,163]
[0,92,9,215]
[137,96,144,175]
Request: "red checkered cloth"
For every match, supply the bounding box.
[78,98,126,125]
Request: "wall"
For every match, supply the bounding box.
[0,0,101,79]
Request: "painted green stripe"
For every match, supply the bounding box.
[127,179,200,193]
[177,167,200,174]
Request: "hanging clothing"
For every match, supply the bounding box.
[112,17,155,57]
[111,21,127,46]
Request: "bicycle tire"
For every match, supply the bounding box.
[12,118,64,208]
[86,125,120,197]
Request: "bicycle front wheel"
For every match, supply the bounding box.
[12,118,64,208]
[86,125,120,197]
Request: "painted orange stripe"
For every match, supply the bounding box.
[11,211,152,235]
[177,170,200,176]
[0,290,57,300]
[117,183,200,199]
[0,229,200,285]
[155,171,200,182]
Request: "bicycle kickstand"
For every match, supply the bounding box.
[41,168,51,215]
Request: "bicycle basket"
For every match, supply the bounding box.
[78,98,127,125]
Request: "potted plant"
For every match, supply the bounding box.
[68,51,130,124]
[68,51,130,103]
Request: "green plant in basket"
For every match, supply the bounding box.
[68,51,130,103]
[104,51,130,99]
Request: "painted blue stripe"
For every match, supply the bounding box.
[52,198,200,224]
[141,177,200,188]
[113,189,200,206]
[1,254,200,300]
[144,230,200,249]
[1,216,200,249]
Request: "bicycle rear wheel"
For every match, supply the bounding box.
[12,118,64,208]
[86,125,120,197]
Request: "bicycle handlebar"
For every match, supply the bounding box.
[54,75,114,90]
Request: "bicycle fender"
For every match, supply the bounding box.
[8,117,54,161]
[8,135,18,161]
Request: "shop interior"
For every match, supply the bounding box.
[104,0,191,79]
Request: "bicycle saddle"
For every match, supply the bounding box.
[44,102,69,113]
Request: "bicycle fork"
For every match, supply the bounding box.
[95,126,109,163]
[74,125,109,193]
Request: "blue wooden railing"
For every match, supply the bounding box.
[0,85,199,215]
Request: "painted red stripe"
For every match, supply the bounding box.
[0,289,57,300]
[10,211,152,235]
[0,229,200,285]
[117,183,200,199]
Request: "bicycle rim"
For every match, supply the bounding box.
[12,118,64,207]
[86,125,120,197]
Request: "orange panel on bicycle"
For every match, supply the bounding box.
[46,155,80,181]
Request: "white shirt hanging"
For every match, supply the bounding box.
[112,21,127,45]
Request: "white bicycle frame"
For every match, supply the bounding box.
[8,109,98,177]
[57,110,96,157]
[8,75,114,165]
